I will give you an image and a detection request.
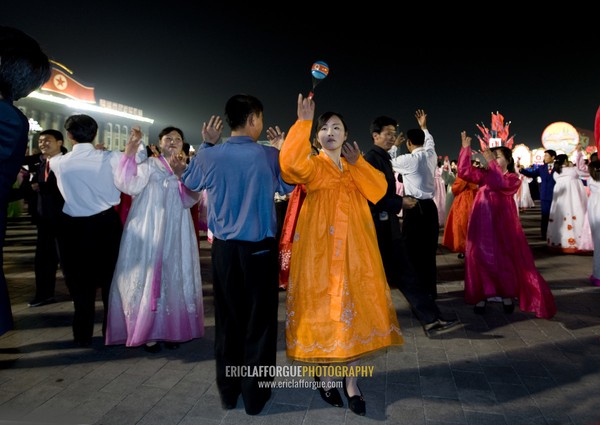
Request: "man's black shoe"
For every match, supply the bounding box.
[423,319,458,337]
[28,297,55,307]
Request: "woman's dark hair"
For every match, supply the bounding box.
[553,154,569,174]
[588,160,600,182]
[491,146,515,173]
[316,111,348,133]
[158,126,184,141]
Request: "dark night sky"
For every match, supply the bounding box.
[3,3,598,159]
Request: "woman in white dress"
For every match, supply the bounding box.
[587,160,600,286]
[546,154,593,254]
[516,165,535,212]
[105,126,205,352]
[433,161,447,227]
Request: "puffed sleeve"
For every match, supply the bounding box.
[279,120,316,184]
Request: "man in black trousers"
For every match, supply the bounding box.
[50,115,123,347]
[23,129,67,307]
[366,115,457,336]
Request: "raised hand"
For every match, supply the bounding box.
[266,126,285,150]
[415,109,427,130]
[461,131,472,148]
[125,126,143,157]
[394,131,406,146]
[297,93,315,122]
[202,115,224,144]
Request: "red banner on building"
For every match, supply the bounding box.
[40,67,96,103]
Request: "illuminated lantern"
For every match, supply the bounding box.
[541,121,579,155]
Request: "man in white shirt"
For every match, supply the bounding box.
[50,114,123,347]
[391,110,439,300]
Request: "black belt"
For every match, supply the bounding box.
[66,207,115,219]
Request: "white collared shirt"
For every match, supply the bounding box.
[391,129,437,200]
[50,143,123,217]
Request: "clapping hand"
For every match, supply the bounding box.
[169,150,188,178]
[266,126,285,150]
[341,141,360,165]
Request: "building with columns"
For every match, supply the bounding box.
[15,61,154,153]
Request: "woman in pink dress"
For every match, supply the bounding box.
[458,132,556,319]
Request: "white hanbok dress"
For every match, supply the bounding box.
[547,166,593,253]
[106,155,204,346]
[588,178,600,283]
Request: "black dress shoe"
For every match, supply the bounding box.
[315,376,343,407]
[423,319,459,337]
[28,297,55,307]
[473,301,486,315]
[343,377,365,416]
[74,338,92,347]
[144,342,161,353]
[502,299,515,314]
[221,399,237,410]
[457,253,465,259]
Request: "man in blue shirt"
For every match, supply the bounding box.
[182,94,293,415]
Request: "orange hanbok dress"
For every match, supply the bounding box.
[442,177,478,253]
[279,120,403,363]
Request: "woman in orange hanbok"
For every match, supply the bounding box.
[279,95,402,416]
[441,169,478,258]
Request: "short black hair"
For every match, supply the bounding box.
[39,129,64,142]
[369,116,397,139]
[64,114,98,144]
[0,26,50,100]
[406,129,425,146]
[545,149,557,158]
[225,94,263,131]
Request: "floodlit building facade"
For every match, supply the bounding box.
[15,61,154,153]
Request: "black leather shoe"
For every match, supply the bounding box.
[144,342,161,353]
[315,376,343,407]
[423,319,458,337]
[28,297,55,307]
[457,253,465,259]
[220,395,238,410]
[502,299,515,314]
[343,377,365,416]
[474,301,486,315]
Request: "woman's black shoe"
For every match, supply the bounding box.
[457,253,465,259]
[502,299,515,314]
[343,377,366,416]
[144,342,161,353]
[473,301,486,315]
[314,376,343,407]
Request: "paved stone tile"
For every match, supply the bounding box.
[1,206,600,425]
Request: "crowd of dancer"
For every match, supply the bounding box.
[2,25,599,418]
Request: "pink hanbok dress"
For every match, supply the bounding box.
[459,146,556,319]
[106,155,204,346]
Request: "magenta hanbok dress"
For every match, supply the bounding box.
[459,146,556,319]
